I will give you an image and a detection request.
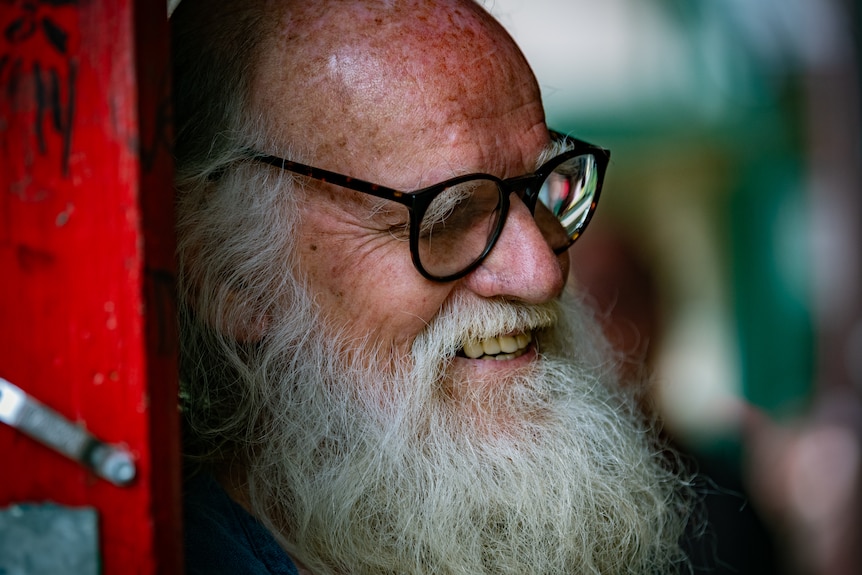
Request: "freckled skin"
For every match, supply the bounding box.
[252,0,568,363]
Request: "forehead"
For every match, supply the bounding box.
[251,0,548,187]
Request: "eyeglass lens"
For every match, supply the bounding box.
[538,154,599,239]
[416,152,601,279]
[417,179,503,279]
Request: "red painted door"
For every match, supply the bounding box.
[0,0,181,573]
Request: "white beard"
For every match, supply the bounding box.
[242,290,691,574]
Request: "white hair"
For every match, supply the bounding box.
[235,290,694,574]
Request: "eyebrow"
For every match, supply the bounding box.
[535,135,574,169]
[359,132,570,214]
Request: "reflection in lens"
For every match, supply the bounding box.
[539,154,598,240]
[418,179,502,278]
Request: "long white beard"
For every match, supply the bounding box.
[244,291,691,574]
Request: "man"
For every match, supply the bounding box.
[172,0,693,573]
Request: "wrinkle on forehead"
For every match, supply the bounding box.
[316,11,531,118]
[252,0,546,186]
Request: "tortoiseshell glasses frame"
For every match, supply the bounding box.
[249,130,610,282]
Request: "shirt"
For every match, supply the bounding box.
[183,471,299,575]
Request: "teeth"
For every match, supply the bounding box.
[462,340,485,359]
[498,335,518,354]
[482,338,501,356]
[462,331,532,360]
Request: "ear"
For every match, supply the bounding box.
[221,289,270,343]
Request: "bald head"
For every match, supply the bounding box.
[252,0,547,187]
[172,0,547,186]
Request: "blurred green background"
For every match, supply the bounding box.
[490,0,861,444]
[489,1,862,573]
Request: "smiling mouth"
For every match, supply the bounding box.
[458,330,533,361]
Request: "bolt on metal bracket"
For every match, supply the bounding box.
[0,376,136,486]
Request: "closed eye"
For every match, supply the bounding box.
[419,180,499,239]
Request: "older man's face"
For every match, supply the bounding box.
[177,4,692,572]
[251,1,569,384]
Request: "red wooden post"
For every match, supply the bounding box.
[0,0,181,573]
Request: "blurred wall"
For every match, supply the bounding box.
[487,1,862,573]
[488,0,861,445]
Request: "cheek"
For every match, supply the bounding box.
[298,228,452,353]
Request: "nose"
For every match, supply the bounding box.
[461,195,568,303]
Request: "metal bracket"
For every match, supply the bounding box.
[0,504,100,575]
[0,377,136,487]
